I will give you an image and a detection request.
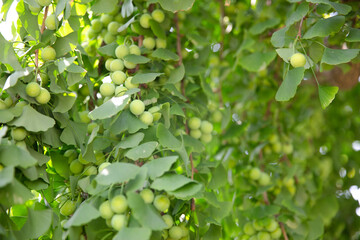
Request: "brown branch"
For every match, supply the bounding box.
[34,6,49,70]
[280,222,289,240]
[297,16,305,38]
[174,13,183,67]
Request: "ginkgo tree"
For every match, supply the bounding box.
[0,0,360,239]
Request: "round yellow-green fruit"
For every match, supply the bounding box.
[60,200,76,216]
[45,14,56,30]
[35,88,51,104]
[151,9,165,23]
[99,200,114,219]
[11,127,27,141]
[100,83,115,97]
[139,111,153,125]
[26,82,41,97]
[130,99,145,116]
[42,46,56,61]
[153,195,170,212]
[140,189,154,204]
[290,53,306,68]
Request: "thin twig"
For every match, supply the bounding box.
[280,222,289,240]
[34,6,49,70]
[174,13,183,67]
[297,17,304,38]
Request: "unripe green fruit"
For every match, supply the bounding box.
[100,14,113,26]
[83,166,97,176]
[140,189,154,204]
[111,214,126,231]
[130,99,145,116]
[111,71,126,85]
[252,220,263,231]
[148,106,160,113]
[79,111,91,124]
[249,168,261,180]
[240,235,250,240]
[110,195,128,214]
[151,9,165,23]
[152,112,162,122]
[169,226,183,240]
[105,58,114,71]
[16,141,27,149]
[114,13,125,23]
[26,82,41,97]
[270,227,282,239]
[258,172,271,186]
[129,45,141,55]
[200,121,213,134]
[87,28,96,39]
[290,53,306,68]
[78,154,90,164]
[115,45,129,59]
[91,19,103,32]
[162,214,173,229]
[200,133,212,143]
[45,14,56,30]
[35,88,51,104]
[212,110,222,123]
[248,236,257,240]
[179,223,189,237]
[0,100,7,109]
[69,160,84,174]
[100,83,115,97]
[283,143,293,155]
[139,111,153,125]
[115,86,128,97]
[265,219,278,232]
[243,222,256,236]
[87,122,98,134]
[110,59,124,71]
[42,46,56,61]
[284,177,295,188]
[99,200,114,219]
[11,128,27,141]
[99,162,111,173]
[139,13,152,28]
[104,32,116,44]
[107,21,120,35]
[95,151,105,165]
[153,195,170,212]
[190,129,202,139]
[143,37,156,50]
[37,0,51,7]
[29,5,42,13]
[60,200,76,216]
[125,77,139,89]
[124,60,136,69]
[188,117,201,130]
[156,38,167,49]
[257,232,271,240]
[64,149,78,160]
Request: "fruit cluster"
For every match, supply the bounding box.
[248,167,271,186]
[188,117,214,143]
[241,218,282,240]
[129,99,162,125]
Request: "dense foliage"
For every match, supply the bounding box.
[0,0,360,239]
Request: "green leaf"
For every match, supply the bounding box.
[53,93,76,113]
[157,0,194,12]
[303,16,345,39]
[203,224,222,240]
[168,182,203,200]
[125,167,148,193]
[0,33,22,70]
[306,0,351,15]
[321,48,359,65]
[275,67,305,101]
[95,162,140,185]
[3,67,34,90]
[250,18,280,35]
[142,156,178,180]
[183,135,204,153]
[0,179,33,206]
[346,28,360,42]
[126,192,167,231]
[110,110,148,135]
[50,151,70,178]
[53,32,78,57]
[116,132,144,149]
[132,73,163,84]
[149,19,166,39]
[10,105,55,132]
[0,166,14,188]
[318,85,338,109]
[15,209,52,239]
[286,2,309,26]
[56,56,77,73]
[238,52,276,72]
[64,201,100,228]
[167,64,185,84]
[156,123,182,149]
[113,227,152,240]
[151,173,195,192]
[208,164,227,189]
[270,26,289,48]
[17,1,40,40]
[151,48,179,61]
[0,145,37,168]
[91,0,118,14]
[0,109,15,123]
[125,142,158,160]
[89,95,130,120]
[243,205,281,219]
[307,217,324,240]
[123,54,150,64]
[98,42,117,57]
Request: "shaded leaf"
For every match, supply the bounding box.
[318,85,338,109]
[142,156,178,180]
[275,67,305,101]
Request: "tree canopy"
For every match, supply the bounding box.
[0,0,360,239]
